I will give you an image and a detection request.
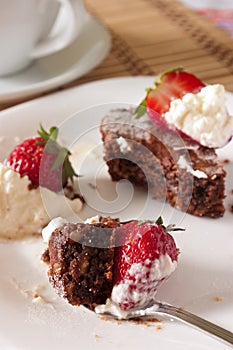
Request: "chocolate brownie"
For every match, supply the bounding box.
[43,217,119,309]
[100,109,226,218]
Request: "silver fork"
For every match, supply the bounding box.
[95,299,233,347]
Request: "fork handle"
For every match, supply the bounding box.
[154,302,233,346]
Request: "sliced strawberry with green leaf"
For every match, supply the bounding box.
[135,67,205,131]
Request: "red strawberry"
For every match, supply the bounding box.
[135,67,205,132]
[6,125,77,192]
[112,218,179,310]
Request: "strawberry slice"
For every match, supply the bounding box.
[112,218,180,310]
[136,67,205,131]
[6,125,77,192]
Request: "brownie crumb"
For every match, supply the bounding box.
[97,316,122,326]
[73,192,85,204]
[88,182,97,190]
[41,248,50,264]
[94,334,100,341]
[130,317,160,326]
[214,296,223,302]
[64,184,85,204]
[28,182,39,190]
[230,205,233,213]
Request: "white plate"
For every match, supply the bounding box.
[0,77,232,350]
[0,14,111,103]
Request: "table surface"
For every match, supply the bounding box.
[1,0,233,111]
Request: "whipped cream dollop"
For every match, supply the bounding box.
[42,217,69,243]
[95,298,129,319]
[0,163,83,239]
[164,84,233,148]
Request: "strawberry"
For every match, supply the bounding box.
[6,125,77,192]
[135,67,205,132]
[112,217,180,310]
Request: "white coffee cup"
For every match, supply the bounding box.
[0,0,87,76]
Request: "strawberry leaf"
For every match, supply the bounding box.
[49,126,58,141]
[37,124,50,140]
[38,124,78,185]
[156,216,163,225]
[134,98,147,119]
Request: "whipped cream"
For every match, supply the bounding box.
[111,254,177,309]
[164,84,233,148]
[95,298,129,319]
[42,217,68,243]
[84,215,100,224]
[177,155,208,179]
[0,163,83,239]
[116,137,131,153]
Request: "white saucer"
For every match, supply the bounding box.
[0,14,111,103]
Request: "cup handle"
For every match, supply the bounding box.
[31,0,88,59]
